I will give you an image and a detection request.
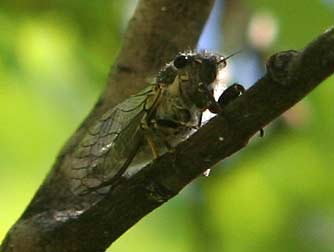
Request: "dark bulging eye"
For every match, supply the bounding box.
[199,58,217,84]
[157,65,177,84]
[174,55,190,68]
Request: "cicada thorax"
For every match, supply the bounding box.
[147,78,202,135]
[142,52,224,147]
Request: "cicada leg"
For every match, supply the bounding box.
[259,128,264,137]
[145,133,160,159]
[140,118,160,159]
[216,83,264,137]
[217,83,245,108]
[141,116,179,160]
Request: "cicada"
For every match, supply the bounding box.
[70,51,243,199]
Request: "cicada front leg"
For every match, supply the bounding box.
[215,83,264,137]
[140,119,171,161]
[217,83,245,108]
[140,116,179,160]
[145,133,160,159]
[140,118,160,159]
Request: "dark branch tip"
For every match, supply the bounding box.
[266,50,300,86]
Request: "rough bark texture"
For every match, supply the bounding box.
[1,0,334,251]
[0,0,215,252]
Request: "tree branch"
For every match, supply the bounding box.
[53,27,334,251]
[0,0,215,252]
[1,0,333,251]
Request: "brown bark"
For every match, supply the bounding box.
[0,0,215,251]
[1,0,334,251]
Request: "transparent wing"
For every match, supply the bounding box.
[70,91,152,197]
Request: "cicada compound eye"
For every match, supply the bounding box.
[173,54,190,69]
[199,58,217,84]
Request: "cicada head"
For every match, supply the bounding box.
[156,63,178,85]
[170,51,230,111]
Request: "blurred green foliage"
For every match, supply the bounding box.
[0,1,334,252]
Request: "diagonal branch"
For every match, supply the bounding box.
[144,27,334,191]
[10,27,333,252]
[65,27,334,249]
[1,0,333,251]
[0,0,215,252]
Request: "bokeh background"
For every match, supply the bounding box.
[0,0,333,251]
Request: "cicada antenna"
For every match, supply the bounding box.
[217,49,244,66]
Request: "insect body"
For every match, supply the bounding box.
[70,51,240,199]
